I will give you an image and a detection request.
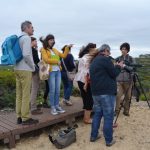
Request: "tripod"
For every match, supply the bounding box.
[114,71,150,125]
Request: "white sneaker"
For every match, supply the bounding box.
[63,100,73,106]
[51,108,58,115]
[56,106,66,113]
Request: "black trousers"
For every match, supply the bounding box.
[77,81,93,110]
[43,80,49,101]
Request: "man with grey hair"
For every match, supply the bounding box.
[90,44,123,146]
[14,21,39,125]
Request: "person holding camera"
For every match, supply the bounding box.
[89,44,123,146]
[115,42,135,116]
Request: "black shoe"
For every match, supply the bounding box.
[43,102,50,108]
[114,112,117,116]
[114,111,119,117]
[37,104,43,109]
[90,134,101,142]
[17,117,22,124]
[106,139,116,147]
[22,118,39,125]
[123,112,130,116]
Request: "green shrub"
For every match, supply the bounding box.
[140,92,150,101]
[0,69,16,109]
[0,70,16,88]
[72,86,80,97]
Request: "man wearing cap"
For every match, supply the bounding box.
[115,42,134,116]
[89,44,123,146]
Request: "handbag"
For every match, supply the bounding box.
[62,59,76,81]
[49,125,77,149]
[38,60,50,80]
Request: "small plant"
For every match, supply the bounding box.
[140,92,150,101]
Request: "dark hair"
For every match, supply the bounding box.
[31,37,36,42]
[21,21,32,31]
[120,42,130,52]
[79,43,96,58]
[40,34,55,49]
[61,45,71,52]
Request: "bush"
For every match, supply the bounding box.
[72,86,80,97]
[0,68,16,109]
[140,92,150,101]
[0,66,80,109]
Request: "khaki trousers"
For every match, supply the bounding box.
[30,72,40,111]
[115,82,132,113]
[15,70,32,121]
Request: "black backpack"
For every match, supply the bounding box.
[49,125,78,149]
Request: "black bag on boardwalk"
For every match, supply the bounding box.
[49,127,76,149]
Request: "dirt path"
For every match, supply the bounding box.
[1,99,150,150]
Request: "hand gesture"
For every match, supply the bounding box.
[117,61,125,68]
[68,44,74,48]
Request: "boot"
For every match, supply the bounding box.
[123,109,130,116]
[83,110,92,124]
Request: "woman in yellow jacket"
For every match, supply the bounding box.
[40,34,73,115]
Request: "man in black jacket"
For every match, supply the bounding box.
[90,44,123,146]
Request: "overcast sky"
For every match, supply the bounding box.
[0,0,150,59]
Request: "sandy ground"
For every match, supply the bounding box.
[1,99,150,150]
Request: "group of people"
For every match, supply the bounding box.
[14,20,134,147]
[15,20,76,125]
[75,42,134,146]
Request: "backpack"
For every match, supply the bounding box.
[1,35,24,65]
[49,125,78,149]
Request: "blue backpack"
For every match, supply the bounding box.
[1,35,23,65]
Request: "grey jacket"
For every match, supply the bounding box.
[116,54,135,82]
[14,32,35,72]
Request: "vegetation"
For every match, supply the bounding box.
[0,65,80,109]
[135,54,150,100]
[0,54,149,109]
[0,66,16,108]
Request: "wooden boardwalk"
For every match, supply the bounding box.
[0,99,83,148]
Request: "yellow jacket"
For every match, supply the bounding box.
[41,47,69,72]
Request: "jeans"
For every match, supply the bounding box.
[48,71,61,107]
[61,71,73,101]
[91,95,115,144]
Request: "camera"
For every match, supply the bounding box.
[123,60,143,72]
[115,58,143,73]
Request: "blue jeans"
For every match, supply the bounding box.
[48,71,61,107]
[61,71,73,101]
[91,95,115,144]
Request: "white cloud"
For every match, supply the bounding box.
[0,0,150,60]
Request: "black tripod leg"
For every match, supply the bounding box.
[134,85,140,102]
[135,74,150,108]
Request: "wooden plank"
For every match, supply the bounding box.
[0,125,15,148]
[0,112,17,125]
[0,120,15,131]
[12,109,83,135]
[0,98,84,148]
[0,116,18,129]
